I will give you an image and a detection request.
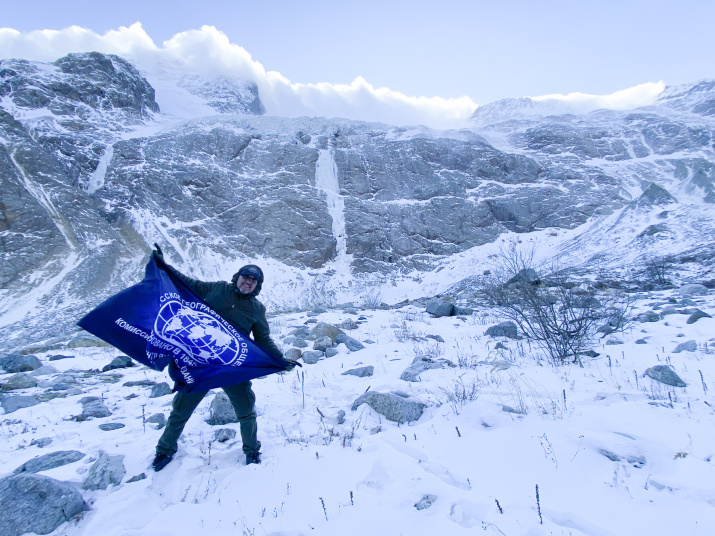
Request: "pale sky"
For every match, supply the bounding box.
[1,0,713,127]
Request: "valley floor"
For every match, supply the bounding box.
[1,287,714,536]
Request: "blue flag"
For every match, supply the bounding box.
[78,256,290,393]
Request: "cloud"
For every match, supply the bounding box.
[0,24,664,128]
[532,82,666,112]
[0,24,476,129]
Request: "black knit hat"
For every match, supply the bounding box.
[237,264,264,283]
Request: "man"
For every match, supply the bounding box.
[152,256,288,471]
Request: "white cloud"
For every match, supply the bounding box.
[532,82,666,112]
[0,24,665,128]
[0,24,476,129]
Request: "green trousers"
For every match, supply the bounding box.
[156,381,260,456]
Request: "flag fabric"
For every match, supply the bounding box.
[78,256,289,393]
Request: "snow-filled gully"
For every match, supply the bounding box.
[314,148,348,265]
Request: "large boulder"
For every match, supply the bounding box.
[351,391,425,423]
[0,473,88,536]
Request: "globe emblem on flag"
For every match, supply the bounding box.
[154,300,241,366]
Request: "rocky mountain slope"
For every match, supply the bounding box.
[1,52,713,350]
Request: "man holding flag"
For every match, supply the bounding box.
[78,246,296,472]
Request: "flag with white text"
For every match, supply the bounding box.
[78,256,289,393]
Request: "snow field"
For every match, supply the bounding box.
[1,289,714,536]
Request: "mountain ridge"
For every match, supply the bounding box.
[1,52,713,351]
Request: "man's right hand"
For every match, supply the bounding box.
[152,243,164,261]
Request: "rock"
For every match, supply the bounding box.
[310,322,345,343]
[284,348,302,361]
[1,395,40,414]
[214,428,237,442]
[606,338,624,345]
[30,437,53,448]
[99,423,125,431]
[400,356,454,382]
[79,397,111,419]
[335,333,365,351]
[48,381,76,392]
[48,354,74,361]
[290,326,311,338]
[673,340,697,353]
[337,410,346,424]
[414,494,438,510]
[425,299,454,317]
[678,283,708,297]
[342,366,374,377]
[506,268,540,286]
[325,348,340,358]
[339,318,359,330]
[0,474,88,536]
[29,365,59,377]
[126,473,147,483]
[426,334,445,343]
[293,339,308,348]
[453,306,474,316]
[82,451,126,490]
[205,393,238,425]
[636,311,661,323]
[635,339,648,344]
[102,355,134,372]
[149,382,172,398]
[644,365,687,387]
[301,350,324,364]
[145,413,166,429]
[687,309,712,324]
[313,336,334,352]
[2,373,38,391]
[351,391,425,423]
[485,322,518,339]
[13,450,86,474]
[123,380,157,387]
[0,354,42,373]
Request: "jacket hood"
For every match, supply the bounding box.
[231,266,263,297]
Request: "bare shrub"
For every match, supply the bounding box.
[479,245,623,365]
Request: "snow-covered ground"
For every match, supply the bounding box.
[1,283,714,536]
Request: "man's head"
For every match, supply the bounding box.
[232,264,264,296]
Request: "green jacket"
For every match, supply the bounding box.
[170,267,284,359]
